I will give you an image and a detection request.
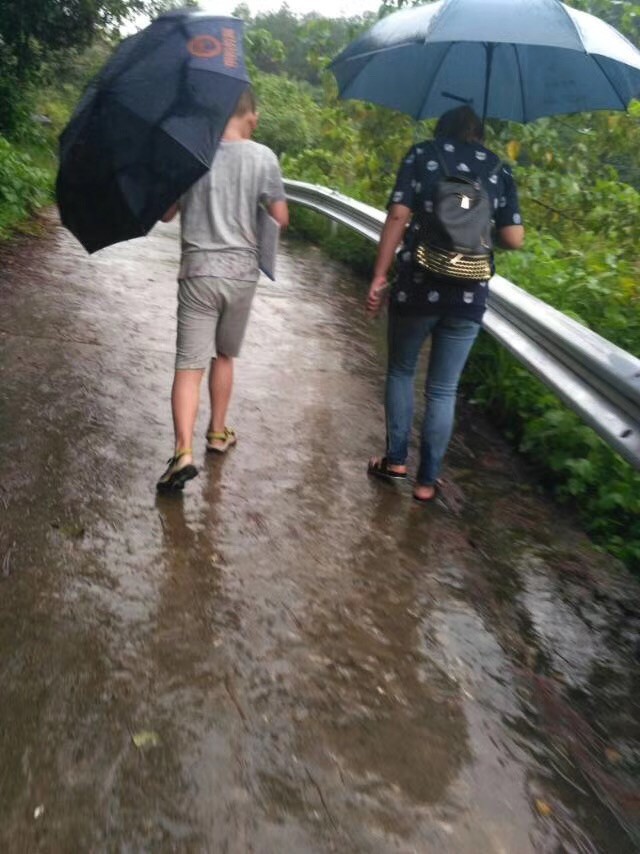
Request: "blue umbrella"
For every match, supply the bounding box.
[57,11,249,253]
[330,0,640,122]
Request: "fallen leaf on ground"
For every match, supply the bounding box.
[535,799,552,817]
[132,730,160,750]
[605,747,622,765]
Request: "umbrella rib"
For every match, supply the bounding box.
[105,28,165,88]
[102,100,212,183]
[592,55,628,111]
[330,39,426,68]
[417,41,456,120]
[553,0,634,110]
[555,0,585,44]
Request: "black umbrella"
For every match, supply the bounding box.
[56,11,250,253]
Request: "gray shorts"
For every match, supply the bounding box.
[175,277,257,369]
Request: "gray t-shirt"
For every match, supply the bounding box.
[179,139,286,281]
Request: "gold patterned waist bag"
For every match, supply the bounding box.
[414,242,492,281]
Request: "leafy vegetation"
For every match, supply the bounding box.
[1,0,638,568]
[0,137,51,237]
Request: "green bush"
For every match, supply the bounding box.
[0,136,53,238]
[254,74,323,158]
[463,222,640,569]
[464,336,640,570]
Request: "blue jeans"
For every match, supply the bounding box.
[385,314,481,485]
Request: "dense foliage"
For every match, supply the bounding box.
[0,0,638,568]
[0,0,192,135]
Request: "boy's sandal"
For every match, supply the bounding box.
[206,427,237,454]
[157,449,198,492]
[367,456,407,482]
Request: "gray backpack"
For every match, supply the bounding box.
[413,143,500,281]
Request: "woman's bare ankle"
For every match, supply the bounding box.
[388,462,407,474]
[414,483,436,499]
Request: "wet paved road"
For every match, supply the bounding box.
[1,214,639,853]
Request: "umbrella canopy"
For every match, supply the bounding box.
[330,0,640,122]
[57,11,250,253]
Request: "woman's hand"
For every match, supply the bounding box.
[366,204,411,316]
[366,275,389,315]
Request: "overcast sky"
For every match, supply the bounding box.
[199,0,380,18]
[125,1,380,36]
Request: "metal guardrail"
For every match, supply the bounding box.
[284,179,640,470]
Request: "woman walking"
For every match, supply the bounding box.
[367,106,524,501]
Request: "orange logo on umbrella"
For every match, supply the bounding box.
[187,30,239,68]
[222,28,238,68]
[188,35,223,59]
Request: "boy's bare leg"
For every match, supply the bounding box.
[172,368,204,464]
[208,354,234,447]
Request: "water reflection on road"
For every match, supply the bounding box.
[0,216,639,852]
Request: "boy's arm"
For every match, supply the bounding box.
[268,199,289,229]
[262,150,289,229]
[161,202,179,223]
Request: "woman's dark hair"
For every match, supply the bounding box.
[435,105,483,143]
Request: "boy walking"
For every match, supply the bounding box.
[157,88,289,491]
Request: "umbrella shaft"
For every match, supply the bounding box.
[482,43,495,124]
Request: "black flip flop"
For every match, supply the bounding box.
[367,456,407,482]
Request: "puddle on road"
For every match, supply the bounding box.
[0,220,639,852]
